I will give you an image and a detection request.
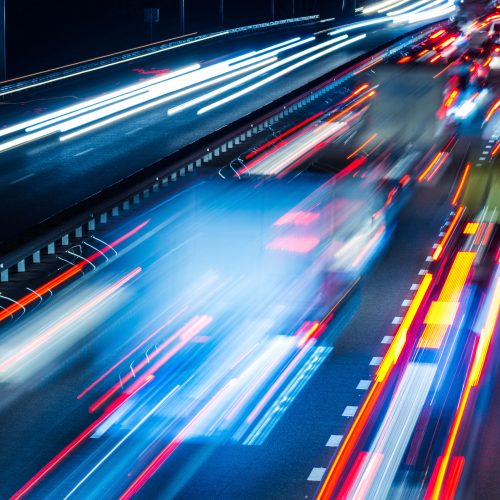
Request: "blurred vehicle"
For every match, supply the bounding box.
[266,175,388,319]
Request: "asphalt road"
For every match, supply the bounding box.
[0,50,468,498]
[0,19,436,247]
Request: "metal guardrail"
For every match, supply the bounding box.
[0,15,320,98]
[0,19,448,284]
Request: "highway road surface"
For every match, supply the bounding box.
[1,10,499,498]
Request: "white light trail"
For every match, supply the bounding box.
[197,34,367,115]
[328,18,392,36]
[0,64,201,139]
[59,58,276,141]
[168,35,350,116]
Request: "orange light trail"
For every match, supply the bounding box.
[427,268,498,500]
[12,372,152,499]
[377,273,433,382]
[418,152,445,182]
[444,89,459,110]
[0,220,150,323]
[469,271,500,386]
[451,163,470,206]
[0,267,142,374]
[433,61,454,79]
[485,98,500,122]
[432,206,464,261]
[338,83,370,105]
[325,90,376,124]
[317,273,433,498]
[434,36,456,50]
[347,133,378,159]
[397,56,412,64]
[429,29,446,39]
[316,381,385,499]
[353,57,382,75]
[491,141,500,157]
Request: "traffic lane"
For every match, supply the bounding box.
[0,22,327,120]
[0,176,328,497]
[0,44,374,243]
[0,18,431,120]
[153,131,464,500]
[464,327,500,498]
[0,24,437,244]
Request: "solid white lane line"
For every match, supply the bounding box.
[9,173,35,185]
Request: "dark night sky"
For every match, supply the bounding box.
[5,0,353,78]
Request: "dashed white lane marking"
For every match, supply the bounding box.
[479,157,486,160]
[9,173,35,185]
[392,316,403,325]
[418,269,427,276]
[439,232,445,237]
[342,406,358,417]
[357,380,371,390]
[425,256,433,262]
[432,243,438,249]
[126,127,143,135]
[382,335,394,344]
[74,147,94,157]
[486,145,492,149]
[402,299,411,306]
[370,357,382,366]
[410,284,419,291]
[308,467,326,481]
[326,435,343,447]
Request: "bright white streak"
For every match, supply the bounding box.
[386,0,442,16]
[362,0,404,14]
[197,34,367,115]
[328,17,393,36]
[62,385,181,499]
[0,65,201,139]
[59,58,276,141]
[169,35,350,116]
[254,37,302,55]
[347,363,436,499]
[247,122,346,176]
[390,1,455,23]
